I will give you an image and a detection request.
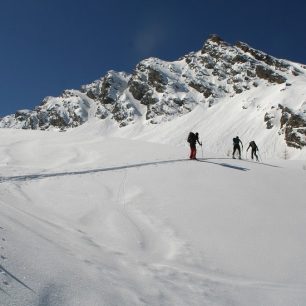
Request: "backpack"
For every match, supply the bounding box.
[233,137,240,145]
[250,141,257,149]
[187,132,196,143]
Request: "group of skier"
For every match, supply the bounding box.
[187,132,259,161]
[232,136,259,161]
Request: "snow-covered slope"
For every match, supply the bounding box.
[0,123,306,306]
[1,35,306,157]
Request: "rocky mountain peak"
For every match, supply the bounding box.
[1,35,306,149]
[206,34,227,44]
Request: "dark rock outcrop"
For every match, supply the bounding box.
[279,105,306,148]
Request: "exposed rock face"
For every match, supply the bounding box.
[235,41,290,71]
[128,58,197,123]
[1,35,306,149]
[279,104,306,148]
[264,112,275,129]
[0,90,92,130]
[126,33,296,123]
[255,65,286,84]
[81,71,138,127]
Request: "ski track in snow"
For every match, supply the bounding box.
[116,168,146,250]
[0,225,34,299]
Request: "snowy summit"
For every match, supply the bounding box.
[1,34,306,157]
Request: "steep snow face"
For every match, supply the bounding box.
[1,34,306,151]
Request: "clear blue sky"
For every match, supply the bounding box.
[1,0,305,116]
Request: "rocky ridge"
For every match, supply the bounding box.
[1,34,306,148]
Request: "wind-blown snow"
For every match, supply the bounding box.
[0,120,306,306]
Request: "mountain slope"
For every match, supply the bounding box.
[1,35,306,155]
[0,125,306,305]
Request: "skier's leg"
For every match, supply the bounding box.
[232,146,236,158]
[190,146,196,159]
[254,150,259,161]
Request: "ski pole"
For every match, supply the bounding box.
[258,151,262,162]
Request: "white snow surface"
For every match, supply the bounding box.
[0,118,306,306]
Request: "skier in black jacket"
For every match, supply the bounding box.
[232,136,243,159]
[247,140,259,161]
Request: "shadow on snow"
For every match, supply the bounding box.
[203,157,280,168]
[196,159,249,171]
[0,156,279,184]
[0,159,187,183]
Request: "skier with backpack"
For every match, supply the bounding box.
[232,136,243,159]
[187,132,202,159]
[247,140,259,161]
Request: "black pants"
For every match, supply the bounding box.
[251,149,258,160]
[233,144,241,157]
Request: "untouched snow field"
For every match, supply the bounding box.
[0,121,306,306]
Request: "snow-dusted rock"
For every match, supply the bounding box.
[1,34,306,149]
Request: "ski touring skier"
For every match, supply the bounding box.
[232,136,243,159]
[187,132,202,160]
[247,140,259,161]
